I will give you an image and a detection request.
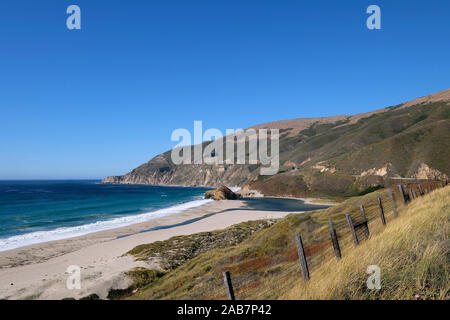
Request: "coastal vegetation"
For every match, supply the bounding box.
[125,186,449,300]
[284,186,449,299]
[127,220,277,270]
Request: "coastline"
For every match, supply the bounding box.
[0,197,214,253]
[264,195,338,206]
[0,196,326,300]
[239,187,338,206]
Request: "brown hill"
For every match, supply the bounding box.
[399,88,450,109]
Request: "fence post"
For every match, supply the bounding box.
[408,187,414,201]
[295,235,310,281]
[398,185,406,205]
[346,214,359,247]
[378,197,386,225]
[329,219,342,259]
[387,189,398,217]
[223,271,235,300]
[418,184,423,196]
[359,205,370,238]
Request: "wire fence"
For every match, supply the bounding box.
[219,180,447,300]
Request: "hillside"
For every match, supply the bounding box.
[102,89,450,198]
[284,186,450,299]
[126,185,449,300]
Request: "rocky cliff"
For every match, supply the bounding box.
[102,151,257,187]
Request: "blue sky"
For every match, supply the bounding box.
[1,0,449,179]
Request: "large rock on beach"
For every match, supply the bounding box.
[205,186,241,200]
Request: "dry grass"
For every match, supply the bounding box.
[128,185,449,300]
[284,186,450,300]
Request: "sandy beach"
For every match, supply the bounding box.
[0,197,324,300]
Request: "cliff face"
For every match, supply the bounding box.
[102,151,257,187]
[102,164,256,187]
[102,89,450,196]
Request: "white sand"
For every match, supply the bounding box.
[0,199,297,300]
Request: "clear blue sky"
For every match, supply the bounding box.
[1,0,449,179]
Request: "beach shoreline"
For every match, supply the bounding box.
[0,196,328,300]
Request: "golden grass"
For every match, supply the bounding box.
[128,185,448,300]
[283,186,450,300]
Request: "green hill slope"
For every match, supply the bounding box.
[248,100,450,197]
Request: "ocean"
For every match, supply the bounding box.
[0,180,212,252]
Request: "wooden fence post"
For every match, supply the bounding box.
[418,184,423,196]
[295,235,310,281]
[378,197,386,225]
[346,214,359,247]
[359,205,370,238]
[387,189,398,217]
[329,219,341,259]
[223,271,235,300]
[398,185,406,205]
[408,187,414,201]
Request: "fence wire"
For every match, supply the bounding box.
[219,181,446,300]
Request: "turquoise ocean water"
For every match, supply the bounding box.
[0,180,211,251]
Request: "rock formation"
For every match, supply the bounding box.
[205,186,241,200]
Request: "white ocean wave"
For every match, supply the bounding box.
[0,198,213,252]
